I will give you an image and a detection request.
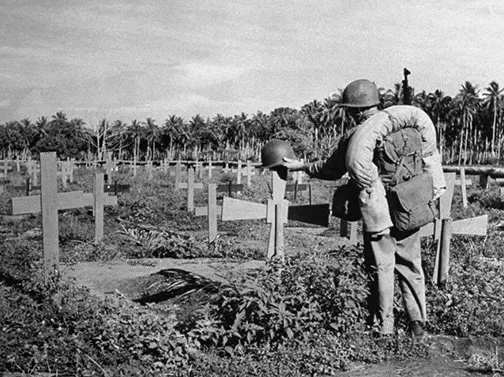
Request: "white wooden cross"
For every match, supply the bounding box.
[453,167,471,208]
[176,167,203,212]
[104,157,116,183]
[222,170,288,259]
[221,169,331,260]
[171,160,187,190]
[2,159,12,177]
[194,182,249,243]
[194,183,221,243]
[417,173,487,285]
[11,152,117,282]
[56,160,74,188]
[26,158,40,187]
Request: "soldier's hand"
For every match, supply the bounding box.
[282,157,306,171]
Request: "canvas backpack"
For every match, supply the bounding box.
[374,126,438,232]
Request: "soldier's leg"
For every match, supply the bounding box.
[363,232,396,334]
[393,229,426,323]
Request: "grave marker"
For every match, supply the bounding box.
[11,153,117,282]
[176,167,203,212]
[221,169,332,260]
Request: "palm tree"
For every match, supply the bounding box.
[144,118,160,160]
[162,115,184,158]
[380,84,401,108]
[454,82,480,164]
[127,120,144,161]
[301,100,324,145]
[426,90,452,159]
[482,81,503,155]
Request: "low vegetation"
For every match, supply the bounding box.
[0,168,503,376]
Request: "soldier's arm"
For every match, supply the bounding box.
[297,135,350,180]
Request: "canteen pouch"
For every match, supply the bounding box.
[331,182,361,221]
[386,172,437,232]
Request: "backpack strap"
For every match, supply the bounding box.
[381,117,422,186]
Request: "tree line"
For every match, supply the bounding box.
[0,81,502,164]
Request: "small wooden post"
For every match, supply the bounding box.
[196,160,202,179]
[339,220,348,238]
[246,160,252,188]
[208,183,218,243]
[297,159,304,184]
[147,161,153,180]
[187,167,195,212]
[437,218,452,285]
[174,161,182,191]
[267,170,287,260]
[59,161,68,188]
[105,158,112,184]
[349,222,358,244]
[460,167,468,209]
[32,161,39,187]
[237,161,242,184]
[208,159,213,179]
[479,174,489,190]
[40,152,59,283]
[68,159,74,183]
[440,173,456,219]
[94,173,105,242]
[133,154,138,177]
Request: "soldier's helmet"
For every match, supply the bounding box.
[261,139,296,169]
[341,79,380,108]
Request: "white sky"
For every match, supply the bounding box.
[1,0,504,124]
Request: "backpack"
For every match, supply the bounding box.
[375,127,438,232]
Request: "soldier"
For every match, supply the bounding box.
[283,79,446,337]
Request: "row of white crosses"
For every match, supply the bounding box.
[10,152,117,283]
[200,170,487,285]
[170,160,259,188]
[0,158,75,194]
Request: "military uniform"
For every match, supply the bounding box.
[306,105,445,334]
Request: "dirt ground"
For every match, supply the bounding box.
[64,225,351,300]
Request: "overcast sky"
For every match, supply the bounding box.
[1,0,503,125]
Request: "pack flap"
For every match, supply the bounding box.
[391,173,434,212]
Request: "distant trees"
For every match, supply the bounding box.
[1,80,503,164]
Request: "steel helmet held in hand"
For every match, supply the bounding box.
[341,79,380,108]
[261,139,296,169]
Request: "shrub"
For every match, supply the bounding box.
[181,246,369,354]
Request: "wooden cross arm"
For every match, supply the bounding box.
[81,193,118,207]
[216,183,244,193]
[288,204,330,227]
[12,191,86,215]
[221,197,267,221]
[11,191,118,215]
[285,183,308,192]
[194,205,223,217]
[419,215,487,239]
[176,182,204,190]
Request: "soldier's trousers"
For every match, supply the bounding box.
[363,228,426,334]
